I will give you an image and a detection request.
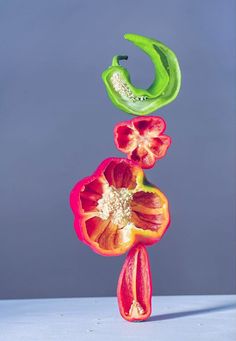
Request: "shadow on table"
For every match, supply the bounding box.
[147,302,236,322]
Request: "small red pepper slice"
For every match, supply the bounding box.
[114,116,171,169]
[117,244,152,322]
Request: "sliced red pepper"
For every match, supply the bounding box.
[70,158,170,256]
[117,244,152,322]
[114,116,171,169]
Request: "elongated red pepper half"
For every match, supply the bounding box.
[117,244,152,322]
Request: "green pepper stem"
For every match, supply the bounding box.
[112,55,128,66]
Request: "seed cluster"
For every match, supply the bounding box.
[97,186,133,226]
[128,300,145,317]
[110,72,148,102]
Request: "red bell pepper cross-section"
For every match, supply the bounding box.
[114,116,171,169]
[117,243,152,322]
[70,158,170,256]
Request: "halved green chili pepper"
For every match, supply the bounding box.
[102,33,181,116]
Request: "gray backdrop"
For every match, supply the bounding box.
[0,0,235,299]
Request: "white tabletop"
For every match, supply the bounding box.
[0,295,235,341]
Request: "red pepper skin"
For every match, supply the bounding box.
[114,116,171,169]
[117,244,152,322]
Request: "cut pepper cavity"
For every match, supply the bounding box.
[114,116,171,169]
[117,244,152,322]
[70,158,170,256]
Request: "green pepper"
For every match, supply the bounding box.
[102,33,181,116]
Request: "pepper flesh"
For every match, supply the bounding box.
[70,158,170,256]
[114,116,171,169]
[102,33,181,116]
[117,244,152,322]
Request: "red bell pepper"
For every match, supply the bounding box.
[70,158,170,257]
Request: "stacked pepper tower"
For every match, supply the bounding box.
[70,33,181,322]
